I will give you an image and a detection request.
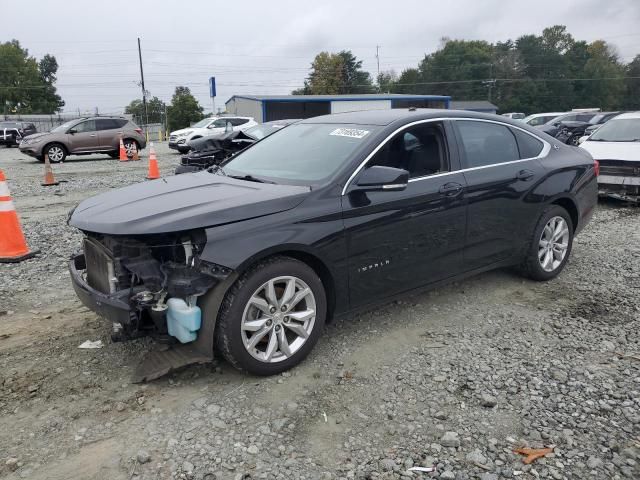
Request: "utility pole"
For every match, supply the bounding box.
[137,37,149,137]
[375,45,381,88]
[482,63,496,103]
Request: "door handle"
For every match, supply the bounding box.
[89,134,97,137]
[439,182,463,196]
[516,169,535,181]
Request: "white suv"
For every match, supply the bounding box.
[169,116,257,153]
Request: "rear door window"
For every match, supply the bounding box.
[512,129,544,159]
[96,119,119,131]
[456,121,519,168]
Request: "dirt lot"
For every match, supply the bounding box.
[1,144,639,480]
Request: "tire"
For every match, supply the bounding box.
[44,143,66,163]
[214,256,327,375]
[519,205,574,281]
[108,152,119,159]
[123,139,138,158]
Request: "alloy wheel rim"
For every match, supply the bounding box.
[124,142,135,155]
[241,276,316,363]
[48,146,63,161]
[538,216,570,272]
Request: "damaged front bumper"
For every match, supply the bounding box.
[598,175,640,202]
[70,253,134,325]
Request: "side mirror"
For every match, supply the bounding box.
[353,166,409,192]
[68,128,77,134]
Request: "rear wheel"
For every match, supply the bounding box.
[214,256,326,375]
[123,139,138,157]
[519,205,573,281]
[44,143,66,163]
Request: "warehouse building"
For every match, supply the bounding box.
[225,94,452,123]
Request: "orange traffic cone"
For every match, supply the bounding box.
[146,143,160,179]
[0,170,39,262]
[41,154,60,186]
[118,137,128,162]
[131,143,140,161]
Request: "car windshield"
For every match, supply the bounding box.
[223,123,379,184]
[51,120,78,133]
[589,118,640,142]
[192,118,214,128]
[244,123,287,140]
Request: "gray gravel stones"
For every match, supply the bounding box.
[480,393,497,408]
[441,431,461,448]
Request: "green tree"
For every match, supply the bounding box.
[625,54,640,110]
[167,87,204,130]
[377,70,398,93]
[125,96,166,124]
[417,39,495,99]
[0,40,64,114]
[293,51,373,95]
[337,50,374,93]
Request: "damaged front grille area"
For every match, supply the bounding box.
[599,160,640,177]
[78,230,231,341]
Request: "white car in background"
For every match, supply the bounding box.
[580,112,640,202]
[169,116,257,153]
[522,112,566,127]
[501,112,525,120]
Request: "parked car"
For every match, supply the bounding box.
[0,121,37,147]
[19,117,146,163]
[579,111,640,202]
[168,116,257,154]
[176,119,299,174]
[501,112,525,120]
[579,112,623,140]
[536,112,600,146]
[68,109,597,377]
[522,112,566,127]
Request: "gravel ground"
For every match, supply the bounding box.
[0,144,639,480]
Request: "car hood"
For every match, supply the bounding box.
[69,172,310,235]
[170,128,194,136]
[580,141,640,161]
[23,132,51,141]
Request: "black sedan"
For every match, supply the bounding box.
[68,109,598,378]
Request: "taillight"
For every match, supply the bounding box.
[594,160,600,177]
[135,128,143,134]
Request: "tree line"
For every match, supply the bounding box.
[0,40,64,114]
[294,25,640,113]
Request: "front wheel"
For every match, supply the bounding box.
[519,205,574,281]
[44,143,66,163]
[214,257,326,375]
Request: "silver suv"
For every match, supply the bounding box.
[19,117,147,162]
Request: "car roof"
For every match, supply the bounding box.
[300,108,519,127]
[612,111,640,120]
[261,119,300,126]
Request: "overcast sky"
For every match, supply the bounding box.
[4,0,640,115]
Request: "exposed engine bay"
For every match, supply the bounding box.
[74,230,230,343]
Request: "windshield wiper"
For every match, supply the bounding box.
[228,174,276,184]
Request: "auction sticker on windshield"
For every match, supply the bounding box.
[330,128,370,139]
